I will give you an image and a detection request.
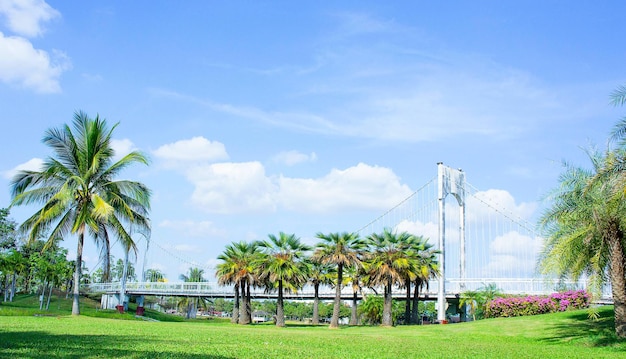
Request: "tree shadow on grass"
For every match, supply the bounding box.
[542,308,626,349]
[0,331,234,359]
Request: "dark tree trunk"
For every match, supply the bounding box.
[239,280,251,325]
[72,233,84,316]
[404,279,411,324]
[10,272,16,302]
[276,280,285,327]
[231,282,239,324]
[411,281,420,324]
[382,280,393,327]
[608,224,626,338]
[330,264,343,329]
[349,287,358,325]
[246,281,252,323]
[312,282,320,325]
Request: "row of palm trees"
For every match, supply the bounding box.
[216,229,440,328]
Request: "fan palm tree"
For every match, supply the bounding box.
[344,264,363,325]
[364,229,416,327]
[306,260,333,325]
[179,267,207,319]
[539,146,626,337]
[10,112,151,315]
[410,238,440,324]
[312,232,365,329]
[256,232,311,327]
[216,242,242,323]
[216,241,260,325]
[145,268,164,282]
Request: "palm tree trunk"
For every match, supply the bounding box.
[39,279,46,310]
[10,272,16,302]
[349,288,358,325]
[238,280,247,324]
[120,247,129,311]
[404,279,411,324]
[246,281,252,323]
[330,264,343,329]
[608,226,626,337]
[382,281,393,327]
[46,283,53,310]
[313,283,320,325]
[411,282,420,324]
[276,280,285,327]
[231,282,239,324]
[72,233,84,315]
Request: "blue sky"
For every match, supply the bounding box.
[1,1,625,281]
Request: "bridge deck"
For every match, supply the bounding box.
[84,278,610,301]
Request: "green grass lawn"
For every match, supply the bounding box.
[1,295,625,358]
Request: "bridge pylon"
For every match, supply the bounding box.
[437,162,466,322]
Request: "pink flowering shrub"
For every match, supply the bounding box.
[484,290,590,318]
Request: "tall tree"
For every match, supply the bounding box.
[216,241,259,325]
[145,268,164,282]
[539,147,626,337]
[312,232,365,329]
[409,237,439,324]
[216,242,242,324]
[257,232,311,327]
[344,265,363,325]
[306,260,333,325]
[179,267,207,319]
[364,229,416,327]
[10,111,151,315]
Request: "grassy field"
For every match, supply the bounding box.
[1,295,625,358]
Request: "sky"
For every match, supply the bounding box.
[1,0,625,282]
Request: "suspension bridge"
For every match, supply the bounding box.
[86,163,605,319]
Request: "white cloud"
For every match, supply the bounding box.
[0,0,59,38]
[277,163,413,213]
[395,219,439,243]
[3,157,43,179]
[177,160,413,215]
[467,189,537,224]
[187,161,277,214]
[153,136,229,163]
[0,32,70,93]
[111,138,136,161]
[272,150,317,166]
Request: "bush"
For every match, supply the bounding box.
[484,290,590,318]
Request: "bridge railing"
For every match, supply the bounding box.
[83,277,610,299]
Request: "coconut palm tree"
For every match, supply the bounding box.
[10,112,151,315]
[256,232,311,327]
[364,228,416,327]
[312,232,365,329]
[539,146,626,337]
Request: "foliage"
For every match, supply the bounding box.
[9,112,151,315]
[485,290,591,318]
[539,145,626,337]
